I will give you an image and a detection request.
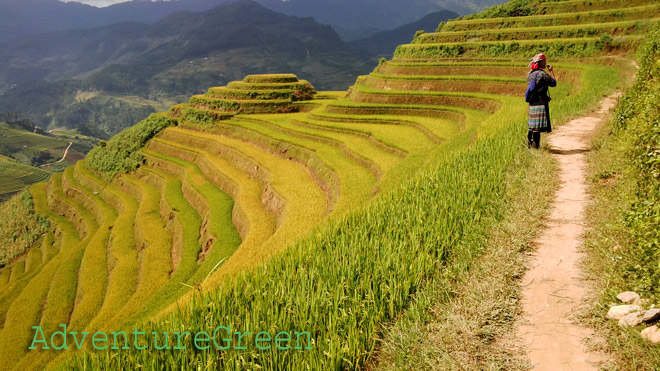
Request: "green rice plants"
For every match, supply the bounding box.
[416,18,660,44]
[540,0,659,15]
[226,81,315,92]
[380,62,528,78]
[16,174,101,368]
[394,36,642,60]
[125,166,204,323]
[137,148,243,287]
[205,87,294,101]
[359,73,528,96]
[349,85,502,113]
[151,127,328,287]
[188,95,294,114]
[145,138,248,239]
[243,74,299,83]
[440,3,660,31]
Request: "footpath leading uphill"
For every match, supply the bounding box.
[516,93,621,370]
[0,0,657,369]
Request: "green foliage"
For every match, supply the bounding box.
[612,25,660,287]
[440,4,660,32]
[418,19,655,44]
[52,96,156,139]
[0,190,49,267]
[394,36,638,60]
[85,113,177,177]
[461,0,536,21]
[243,74,299,83]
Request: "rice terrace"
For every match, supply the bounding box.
[1,0,660,369]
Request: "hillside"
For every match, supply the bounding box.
[0,119,96,201]
[0,0,658,369]
[0,1,371,138]
[0,0,506,43]
[350,10,460,58]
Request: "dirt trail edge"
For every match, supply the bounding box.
[516,94,620,370]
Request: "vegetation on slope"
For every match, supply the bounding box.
[0,190,49,267]
[85,113,177,177]
[584,24,660,369]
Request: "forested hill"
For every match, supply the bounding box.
[0,0,506,43]
[0,0,371,138]
[349,9,460,57]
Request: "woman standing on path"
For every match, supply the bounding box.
[525,53,557,149]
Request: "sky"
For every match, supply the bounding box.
[60,0,157,7]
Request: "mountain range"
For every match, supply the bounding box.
[0,0,466,138]
[0,1,371,138]
[1,0,505,42]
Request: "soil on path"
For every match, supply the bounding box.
[516,94,620,370]
[56,142,73,163]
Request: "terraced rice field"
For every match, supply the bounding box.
[0,160,50,201]
[0,1,656,369]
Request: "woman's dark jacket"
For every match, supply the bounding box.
[526,69,557,106]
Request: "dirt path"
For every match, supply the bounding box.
[55,142,73,163]
[516,94,620,370]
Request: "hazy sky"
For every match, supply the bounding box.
[60,0,153,7]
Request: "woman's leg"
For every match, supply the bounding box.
[527,129,534,148]
[533,130,541,149]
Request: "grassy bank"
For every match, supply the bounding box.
[584,25,660,369]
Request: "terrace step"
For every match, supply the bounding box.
[227,117,381,210]
[379,62,528,78]
[394,35,643,60]
[358,73,527,95]
[146,136,268,241]
[173,120,338,212]
[188,95,294,114]
[61,166,113,331]
[206,87,295,101]
[0,181,84,369]
[438,3,660,31]
[0,233,56,331]
[139,148,245,286]
[125,166,206,322]
[418,18,659,43]
[74,161,139,333]
[540,0,659,15]
[308,109,459,146]
[349,86,502,113]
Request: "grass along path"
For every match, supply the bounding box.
[515,93,621,369]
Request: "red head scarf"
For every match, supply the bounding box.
[529,53,547,70]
